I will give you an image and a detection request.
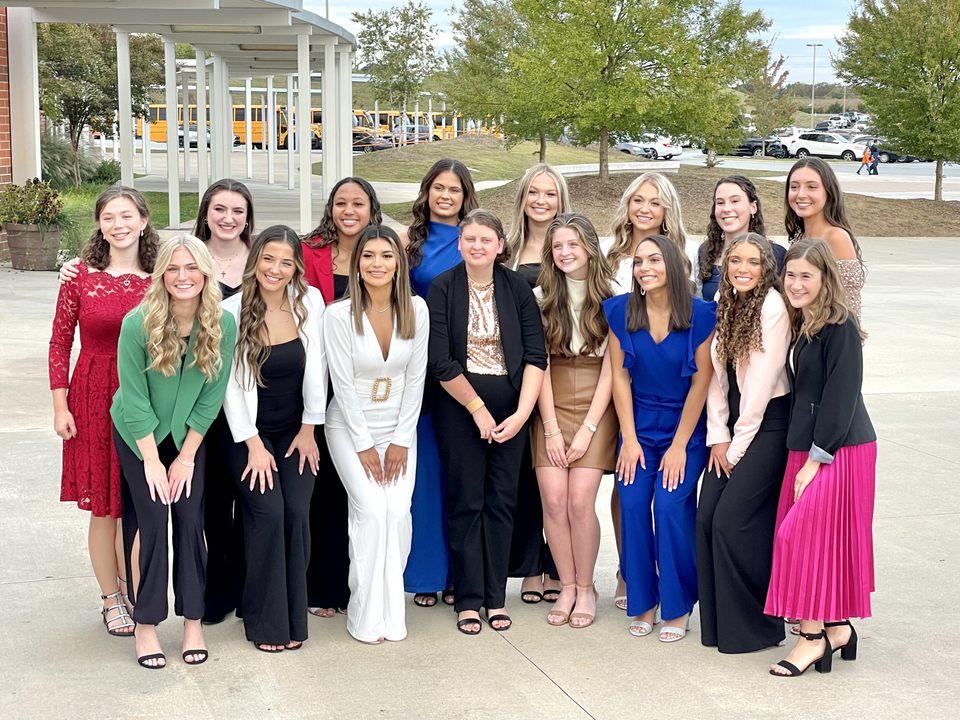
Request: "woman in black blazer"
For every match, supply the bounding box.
[427,209,547,635]
[765,238,876,678]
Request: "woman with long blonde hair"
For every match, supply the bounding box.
[532,214,618,629]
[505,164,570,605]
[222,225,327,653]
[111,235,235,669]
[324,225,430,643]
[697,233,791,654]
[766,239,875,677]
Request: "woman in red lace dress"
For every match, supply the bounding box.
[49,187,158,636]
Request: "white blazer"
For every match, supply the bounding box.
[222,285,327,443]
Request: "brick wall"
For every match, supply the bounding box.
[0,8,10,261]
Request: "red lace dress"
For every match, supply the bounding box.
[49,262,151,518]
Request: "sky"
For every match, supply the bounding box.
[305,0,856,84]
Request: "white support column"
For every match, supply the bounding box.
[163,39,180,228]
[115,31,134,186]
[428,96,433,142]
[297,33,312,233]
[401,99,408,145]
[195,50,208,196]
[321,40,336,195]
[181,70,192,183]
[220,58,233,179]
[210,54,221,180]
[8,8,41,182]
[286,74,295,190]
[414,98,420,145]
[266,76,276,184]
[374,100,380,137]
[337,45,353,180]
[143,116,152,174]
[244,78,253,178]
[112,122,119,161]
[99,131,107,158]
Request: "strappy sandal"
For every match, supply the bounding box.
[456,614,481,635]
[285,641,304,651]
[659,615,692,643]
[825,620,858,661]
[414,593,438,607]
[520,578,544,604]
[101,590,135,637]
[117,575,134,613]
[137,652,166,669]
[542,579,561,603]
[614,571,627,611]
[441,587,455,606]
[546,583,577,626]
[628,606,660,637]
[484,610,512,632]
[253,642,284,653]
[770,630,833,676]
[182,649,208,665]
[570,584,598,629]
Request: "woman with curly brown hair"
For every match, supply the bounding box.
[696,233,792,654]
[49,186,157,638]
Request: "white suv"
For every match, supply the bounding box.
[786,132,866,161]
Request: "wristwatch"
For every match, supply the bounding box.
[582,420,597,433]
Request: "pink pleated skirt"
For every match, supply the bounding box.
[764,442,877,621]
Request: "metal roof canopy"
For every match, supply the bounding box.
[2,0,356,233]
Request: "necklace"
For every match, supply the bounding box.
[372,304,391,313]
[266,300,288,313]
[212,251,243,279]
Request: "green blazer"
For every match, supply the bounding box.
[110,306,237,460]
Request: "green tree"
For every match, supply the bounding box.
[38,24,163,186]
[352,1,437,114]
[837,0,960,201]
[748,54,798,156]
[510,0,769,180]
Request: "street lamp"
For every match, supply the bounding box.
[807,42,824,128]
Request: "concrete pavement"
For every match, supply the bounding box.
[1,236,958,719]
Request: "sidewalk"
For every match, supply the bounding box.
[2,238,957,719]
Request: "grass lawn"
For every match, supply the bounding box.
[59,183,200,259]
[312,135,602,183]
[383,163,960,237]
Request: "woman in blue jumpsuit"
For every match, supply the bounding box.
[603,234,716,642]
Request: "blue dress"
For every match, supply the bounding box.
[603,294,716,620]
[404,221,460,593]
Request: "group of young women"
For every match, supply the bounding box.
[50,154,875,678]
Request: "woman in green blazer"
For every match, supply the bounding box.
[111,235,236,670]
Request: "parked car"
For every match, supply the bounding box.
[785,132,866,161]
[815,121,832,131]
[733,137,788,158]
[352,130,393,154]
[851,136,925,163]
[392,122,435,144]
[614,134,682,160]
[178,125,213,148]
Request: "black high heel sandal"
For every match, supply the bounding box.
[825,620,858,661]
[769,629,833,677]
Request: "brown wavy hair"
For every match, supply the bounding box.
[626,234,692,333]
[407,159,477,268]
[460,208,510,264]
[82,186,158,272]
[192,178,255,246]
[235,225,309,389]
[784,157,864,267]
[537,213,613,357]
[700,176,765,282]
[303,176,383,253]
[782,238,866,342]
[344,225,417,339]
[713,233,781,366]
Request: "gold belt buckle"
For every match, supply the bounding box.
[371,377,392,403]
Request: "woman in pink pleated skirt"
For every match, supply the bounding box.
[765,238,876,677]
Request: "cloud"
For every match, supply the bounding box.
[782,24,848,40]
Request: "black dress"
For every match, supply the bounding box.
[203,281,244,623]
[507,262,558,582]
[305,272,351,611]
[696,362,789,653]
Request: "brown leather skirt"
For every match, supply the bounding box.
[531,355,618,472]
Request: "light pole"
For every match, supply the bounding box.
[807,42,823,128]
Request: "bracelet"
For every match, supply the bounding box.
[176,456,195,469]
[465,397,485,414]
[544,429,563,438]
[542,417,560,428]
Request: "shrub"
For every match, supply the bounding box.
[90,160,121,186]
[40,136,99,189]
[0,178,65,226]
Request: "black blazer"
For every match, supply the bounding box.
[427,262,548,392]
[786,317,875,459]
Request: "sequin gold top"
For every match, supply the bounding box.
[466,277,507,375]
[836,259,865,321]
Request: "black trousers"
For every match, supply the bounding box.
[115,428,206,626]
[202,410,245,622]
[305,425,351,609]
[231,424,316,645]
[435,373,526,613]
[696,392,790,653]
[508,439,558,580]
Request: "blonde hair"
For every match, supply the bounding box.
[506,164,572,262]
[609,172,689,271]
[782,238,865,342]
[537,214,613,356]
[345,225,418,340]
[142,235,224,380]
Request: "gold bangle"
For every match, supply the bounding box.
[465,397,485,414]
[176,456,195,469]
[542,418,559,428]
[544,429,562,438]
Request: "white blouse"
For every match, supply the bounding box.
[323,297,430,452]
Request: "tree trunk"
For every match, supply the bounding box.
[706,149,718,168]
[935,159,944,202]
[538,132,546,163]
[599,127,609,182]
[70,123,82,187]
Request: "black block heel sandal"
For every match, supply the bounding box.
[769,630,833,677]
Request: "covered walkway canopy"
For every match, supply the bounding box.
[2,0,356,232]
